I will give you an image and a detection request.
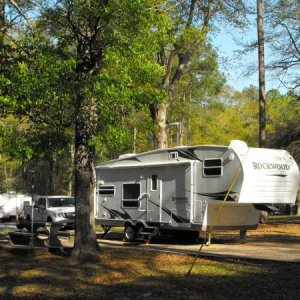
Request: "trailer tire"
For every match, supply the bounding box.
[124,224,135,242]
[16,223,25,230]
[185,231,200,242]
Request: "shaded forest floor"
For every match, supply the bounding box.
[0,217,299,299]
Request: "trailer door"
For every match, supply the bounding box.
[146,174,161,223]
[158,164,191,227]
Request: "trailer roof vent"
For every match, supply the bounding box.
[119,153,136,159]
[169,151,178,160]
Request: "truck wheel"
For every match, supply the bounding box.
[124,224,135,242]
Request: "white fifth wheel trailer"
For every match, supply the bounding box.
[0,192,31,221]
[95,140,300,241]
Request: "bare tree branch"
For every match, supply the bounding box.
[279,22,300,59]
[8,0,32,28]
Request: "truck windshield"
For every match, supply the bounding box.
[47,197,75,208]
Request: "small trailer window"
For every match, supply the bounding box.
[151,175,158,191]
[99,185,115,196]
[122,183,140,208]
[203,159,223,177]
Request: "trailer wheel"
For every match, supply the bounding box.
[16,222,25,230]
[124,224,135,242]
[135,224,145,241]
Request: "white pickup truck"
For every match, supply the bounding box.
[22,195,75,224]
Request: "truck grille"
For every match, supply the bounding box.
[64,212,75,219]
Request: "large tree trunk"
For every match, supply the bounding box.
[150,102,168,149]
[49,157,56,195]
[67,143,75,196]
[257,0,268,223]
[65,2,107,261]
[257,0,266,148]
[0,0,4,27]
[0,0,5,45]
[72,94,99,261]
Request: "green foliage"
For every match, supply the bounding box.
[0,0,299,194]
[267,91,300,162]
[0,0,170,192]
[0,117,31,160]
[173,85,260,147]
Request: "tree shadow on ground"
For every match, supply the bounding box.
[0,247,299,300]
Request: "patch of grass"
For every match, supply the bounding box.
[95,225,124,233]
[0,249,299,299]
[0,229,13,236]
[269,215,300,223]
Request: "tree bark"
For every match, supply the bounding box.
[4,159,8,192]
[257,0,268,223]
[150,102,169,149]
[49,157,56,195]
[257,0,266,148]
[67,143,75,196]
[0,0,5,45]
[0,1,4,24]
[72,94,99,261]
[63,0,109,261]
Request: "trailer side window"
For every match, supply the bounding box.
[151,175,158,191]
[203,158,223,177]
[122,183,140,208]
[99,185,115,196]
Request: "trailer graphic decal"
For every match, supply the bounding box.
[100,201,189,223]
[99,204,132,220]
[196,191,237,201]
[252,162,290,171]
[147,199,190,223]
[175,149,203,162]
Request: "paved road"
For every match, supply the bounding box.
[2,224,300,263]
[0,223,17,230]
[98,232,300,263]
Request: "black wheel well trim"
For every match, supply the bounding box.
[135,221,147,229]
[124,220,147,228]
[124,220,134,228]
